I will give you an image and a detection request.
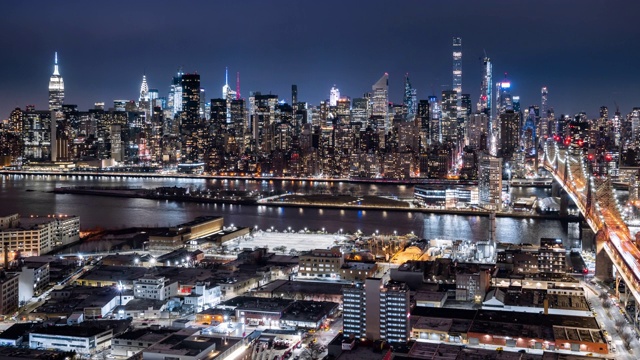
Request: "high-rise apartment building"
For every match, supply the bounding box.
[379,280,411,342]
[541,87,548,120]
[417,100,430,150]
[441,90,458,142]
[180,73,201,163]
[342,277,410,342]
[181,74,201,124]
[499,110,521,160]
[429,96,441,144]
[467,113,488,150]
[477,57,492,119]
[452,37,462,114]
[291,84,298,107]
[478,152,503,211]
[0,273,19,315]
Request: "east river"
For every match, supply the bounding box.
[0,174,582,247]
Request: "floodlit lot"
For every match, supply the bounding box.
[234,231,345,253]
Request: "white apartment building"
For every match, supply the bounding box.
[134,276,178,301]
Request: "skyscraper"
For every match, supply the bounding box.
[452,37,462,113]
[329,85,340,107]
[371,73,389,128]
[541,87,548,119]
[48,52,64,162]
[477,56,492,119]
[291,84,298,107]
[48,52,64,114]
[495,75,513,118]
[441,90,458,142]
[180,73,201,162]
[169,69,183,118]
[417,100,430,150]
[139,75,149,102]
[403,74,417,122]
[181,74,201,124]
[428,96,441,144]
[498,110,520,160]
[221,67,236,101]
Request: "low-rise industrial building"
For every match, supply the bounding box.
[0,214,80,265]
[142,332,244,360]
[112,328,179,358]
[410,307,609,355]
[29,326,112,355]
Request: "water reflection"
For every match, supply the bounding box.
[0,174,580,245]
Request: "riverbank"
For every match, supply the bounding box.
[0,169,553,187]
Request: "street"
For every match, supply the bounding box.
[583,280,639,359]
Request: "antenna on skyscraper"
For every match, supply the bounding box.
[236,72,241,100]
[225,66,229,86]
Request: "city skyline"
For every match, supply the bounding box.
[1,1,640,118]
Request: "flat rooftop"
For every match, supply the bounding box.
[255,280,345,296]
[78,265,147,282]
[145,333,239,357]
[31,325,110,337]
[220,296,293,312]
[244,231,343,253]
[281,301,338,322]
[0,323,37,341]
[115,328,177,342]
[3,215,78,231]
[118,298,166,311]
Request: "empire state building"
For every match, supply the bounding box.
[48,52,64,162]
[48,52,64,114]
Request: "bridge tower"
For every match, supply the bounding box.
[594,230,614,281]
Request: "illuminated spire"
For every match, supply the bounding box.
[49,52,64,112]
[222,66,232,99]
[53,52,60,76]
[139,74,149,102]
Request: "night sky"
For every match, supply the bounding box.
[1,0,639,119]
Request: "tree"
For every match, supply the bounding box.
[273,246,287,254]
[289,248,299,256]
